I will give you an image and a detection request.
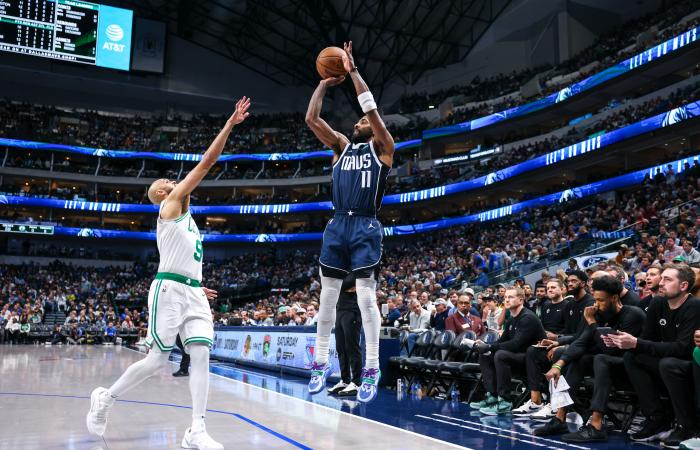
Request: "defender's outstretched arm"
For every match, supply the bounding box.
[169,97,251,203]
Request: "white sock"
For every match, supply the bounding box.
[108,349,170,397]
[187,344,209,432]
[356,277,380,369]
[315,273,343,365]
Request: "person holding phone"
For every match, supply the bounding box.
[532,275,645,442]
[604,263,700,446]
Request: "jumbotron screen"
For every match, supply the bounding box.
[0,0,133,70]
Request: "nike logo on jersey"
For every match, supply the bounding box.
[340,153,372,171]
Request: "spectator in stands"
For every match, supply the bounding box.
[561,271,594,336]
[605,263,700,445]
[383,298,401,326]
[104,322,118,344]
[121,314,134,329]
[66,323,85,345]
[444,294,483,336]
[682,240,700,265]
[50,324,64,345]
[665,237,685,262]
[407,300,430,331]
[542,279,570,339]
[5,311,20,344]
[606,264,641,306]
[532,275,645,442]
[305,304,318,326]
[482,296,503,332]
[430,299,449,331]
[470,287,546,415]
[639,264,663,312]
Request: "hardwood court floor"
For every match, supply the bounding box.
[0,345,464,450]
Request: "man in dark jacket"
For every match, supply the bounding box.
[327,273,363,397]
[469,286,546,415]
[532,275,645,442]
[605,263,700,446]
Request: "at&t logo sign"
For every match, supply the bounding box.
[104,24,126,53]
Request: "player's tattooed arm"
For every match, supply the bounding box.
[168,97,251,203]
[305,78,350,160]
[342,41,395,159]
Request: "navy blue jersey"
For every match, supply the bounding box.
[332,141,390,216]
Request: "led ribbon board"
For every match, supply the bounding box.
[423,26,699,140]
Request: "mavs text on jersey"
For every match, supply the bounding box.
[319,141,390,277]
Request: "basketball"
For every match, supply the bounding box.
[316,46,348,79]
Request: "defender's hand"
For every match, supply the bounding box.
[228,96,251,125]
[342,41,355,72]
[202,287,218,301]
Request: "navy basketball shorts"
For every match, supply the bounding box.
[319,214,383,278]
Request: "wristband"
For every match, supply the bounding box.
[551,363,562,371]
[358,91,377,113]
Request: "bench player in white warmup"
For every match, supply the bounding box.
[86,97,251,450]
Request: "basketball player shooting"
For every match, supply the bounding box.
[305,41,395,403]
[86,96,251,450]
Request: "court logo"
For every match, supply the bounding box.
[104,24,126,52]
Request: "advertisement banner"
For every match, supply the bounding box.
[211,328,341,377]
[95,4,133,70]
[522,253,618,287]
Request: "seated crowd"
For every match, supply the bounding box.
[396,1,698,118]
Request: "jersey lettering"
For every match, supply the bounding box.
[332,142,389,215]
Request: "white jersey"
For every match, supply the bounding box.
[156,202,203,282]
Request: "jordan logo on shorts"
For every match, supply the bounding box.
[368,222,375,229]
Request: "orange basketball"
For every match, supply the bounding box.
[316,47,348,79]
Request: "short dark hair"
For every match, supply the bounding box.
[591,275,623,297]
[567,269,589,282]
[662,263,696,293]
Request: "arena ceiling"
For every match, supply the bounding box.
[114,0,512,101]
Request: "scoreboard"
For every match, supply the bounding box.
[0,0,133,70]
[0,223,54,235]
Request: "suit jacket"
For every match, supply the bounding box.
[445,311,484,337]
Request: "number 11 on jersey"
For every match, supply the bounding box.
[361,170,371,188]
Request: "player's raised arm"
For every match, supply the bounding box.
[168,97,251,202]
[342,41,395,158]
[305,77,350,160]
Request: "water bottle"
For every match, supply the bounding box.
[396,378,404,392]
[450,387,460,403]
[412,381,422,397]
